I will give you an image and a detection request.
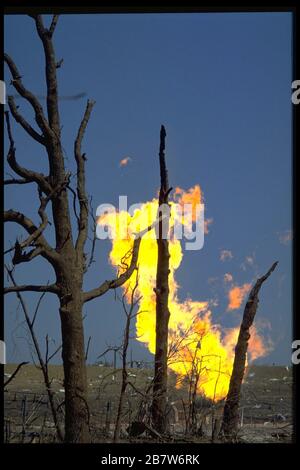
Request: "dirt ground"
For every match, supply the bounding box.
[4,363,293,443]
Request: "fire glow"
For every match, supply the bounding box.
[227,283,251,311]
[98,185,269,401]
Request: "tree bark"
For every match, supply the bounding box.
[152,125,172,434]
[221,261,278,439]
[60,302,89,441]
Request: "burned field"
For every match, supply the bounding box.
[4,363,293,444]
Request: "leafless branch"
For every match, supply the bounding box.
[83,236,141,303]
[4,362,29,388]
[5,111,51,194]
[75,99,96,256]
[83,218,160,303]
[45,334,50,374]
[7,96,46,145]
[31,291,47,327]
[17,175,71,254]
[66,184,80,228]
[49,14,59,37]
[47,345,62,364]
[86,195,97,269]
[4,283,59,295]
[4,53,52,136]
[4,178,31,185]
[30,15,61,135]
[85,336,92,362]
[4,209,59,267]
[4,264,63,441]
[97,345,121,360]
[12,245,43,265]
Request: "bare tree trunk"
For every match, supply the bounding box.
[152,125,172,434]
[59,280,89,442]
[221,261,278,439]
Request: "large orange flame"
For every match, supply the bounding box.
[174,185,202,222]
[227,283,251,311]
[223,325,269,362]
[98,186,268,401]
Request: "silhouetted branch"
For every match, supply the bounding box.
[4,362,29,387]
[4,264,63,441]
[4,283,59,295]
[4,178,31,185]
[83,236,141,303]
[31,291,47,327]
[49,14,59,37]
[7,96,45,145]
[75,99,95,256]
[221,261,279,439]
[4,53,51,136]
[86,195,97,270]
[30,15,61,135]
[4,205,61,268]
[5,111,50,194]
[85,336,92,362]
[83,218,161,303]
[66,184,80,228]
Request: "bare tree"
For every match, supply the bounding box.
[4,15,142,442]
[5,264,63,441]
[113,269,142,442]
[168,322,203,435]
[221,261,278,440]
[168,321,209,436]
[168,320,226,439]
[152,125,172,433]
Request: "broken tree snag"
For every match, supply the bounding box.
[221,261,278,439]
[152,125,172,434]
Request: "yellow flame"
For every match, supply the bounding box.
[98,186,267,401]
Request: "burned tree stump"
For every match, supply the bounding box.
[152,125,172,434]
[221,261,278,439]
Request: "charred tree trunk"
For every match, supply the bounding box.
[152,125,172,434]
[58,269,89,442]
[221,261,278,439]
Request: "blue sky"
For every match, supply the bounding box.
[4,12,292,365]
